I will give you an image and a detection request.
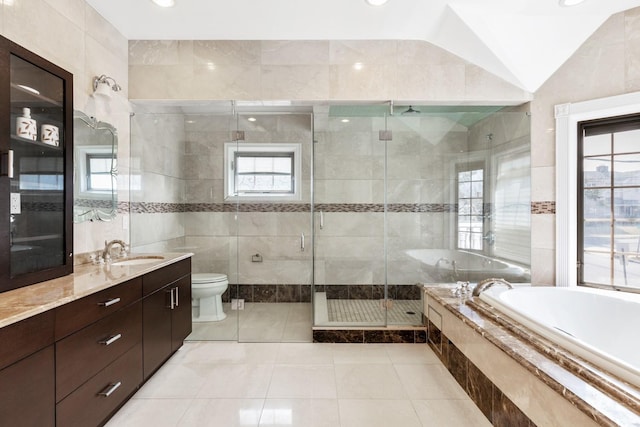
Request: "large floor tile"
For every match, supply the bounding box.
[276,343,334,365]
[412,399,492,427]
[268,365,337,398]
[260,399,340,427]
[335,364,406,399]
[178,398,264,427]
[197,364,275,398]
[135,362,210,398]
[394,363,468,399]
[105,398,192,427]
[168,342,280,365]
[331,344,392,364]
[385,343,441,364]
[338,399,422,427]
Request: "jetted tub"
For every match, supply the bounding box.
[405,249,530,282]
[479,286,640,389]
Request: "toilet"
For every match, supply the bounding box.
[191,273,229,322]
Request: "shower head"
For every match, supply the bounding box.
[401,105,420,115]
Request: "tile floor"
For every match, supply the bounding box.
[106,342,491,427]
[187,303,312,342]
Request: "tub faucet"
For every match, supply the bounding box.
[472,277,512,297]
[103,239,127,261]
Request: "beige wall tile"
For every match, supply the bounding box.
[396,63,465,101]
[531,215,555,250]
[531,166,555,202]
[329,40,397,65]
[193,40,261,65]
[261,65,330,100]
[531,248,555,285]
[44,0,85,29]
[329,63,396,100]
[262,40,329,65]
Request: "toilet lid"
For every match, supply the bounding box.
[193,273,227,284]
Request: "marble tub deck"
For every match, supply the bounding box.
[423,285,640,427]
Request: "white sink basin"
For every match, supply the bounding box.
[111,256,165,266]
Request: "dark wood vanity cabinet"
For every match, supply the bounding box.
[0,311,55,427]
[0,257,192,426]
[142,258,192,380]
[55,277,143,427]
[0,35,74,293]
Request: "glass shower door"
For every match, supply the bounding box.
[234,111,314,342]
[313,108,387,327]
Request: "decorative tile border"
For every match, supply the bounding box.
[222,284,421,303]
[120,201,556,214]
[531,201,555,214]
[312,329,426,344]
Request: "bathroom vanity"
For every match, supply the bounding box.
[0,253,191,427]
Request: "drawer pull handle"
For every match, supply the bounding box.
[98,297,121,307]
[99,333,122,346]
[98,381,121,397]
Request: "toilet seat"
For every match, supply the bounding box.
[192,273,227,285]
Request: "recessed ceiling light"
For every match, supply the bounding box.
[353,62,364,71]
[559,0,585,6]
[365,0,388,5]
[248,117,257,122]
[151,0,175,7]
[341,119,350,123]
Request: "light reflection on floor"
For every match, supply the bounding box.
[106,342,492,427]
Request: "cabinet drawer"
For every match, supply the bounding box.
[56,342,142,427]
[55,277,142,339]
[56,301,142,402]
[143,258,190,296]
[0,310,54,370]
[0,345,55,427]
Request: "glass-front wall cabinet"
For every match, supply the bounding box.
[1,36,73,292]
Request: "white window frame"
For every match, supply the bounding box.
[555,91,640,287]
[224,142,302,201]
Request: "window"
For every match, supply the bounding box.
[457,166,484,250]
[493,149,531,264]
[224,143,302,200]
[579,115,640,290]
[87,153,115,192]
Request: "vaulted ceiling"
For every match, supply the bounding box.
[86,0,640,93]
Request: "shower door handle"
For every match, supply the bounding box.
[300,233,305,252]
[319,210,324,229]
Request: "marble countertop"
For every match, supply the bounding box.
[0,253,192,329]
[422,284,640,427]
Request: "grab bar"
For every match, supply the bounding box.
[300,233,305,252]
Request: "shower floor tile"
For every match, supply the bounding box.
[326,299,422,325]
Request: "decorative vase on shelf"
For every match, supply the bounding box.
[16,107,37,141]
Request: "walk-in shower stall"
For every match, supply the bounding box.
[129,102,531,342]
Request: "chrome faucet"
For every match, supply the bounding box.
[472,277,512,297]
[102,239,127,261]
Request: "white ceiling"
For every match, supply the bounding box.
[86,0,640,93]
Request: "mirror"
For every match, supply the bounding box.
[73,110,118,222]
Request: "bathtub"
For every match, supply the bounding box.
[405,249,530,282]
[479,286,640,389]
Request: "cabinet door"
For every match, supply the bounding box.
[142,285,172,380]
[0,345,55,427]
[171,275,192,352]
[0,36,73,292]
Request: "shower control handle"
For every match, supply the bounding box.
[300,233,305,252]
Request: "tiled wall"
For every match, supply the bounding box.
[529,7,640,285]
[1,0,130,260]
[128,40,531,103]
